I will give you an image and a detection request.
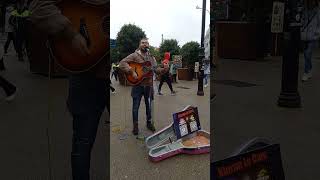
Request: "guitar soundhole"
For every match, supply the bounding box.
[102,16,109,36]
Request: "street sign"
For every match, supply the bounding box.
[271,2,285,33]
[173,55,182,67]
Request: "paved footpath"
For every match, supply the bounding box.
[212,48,320,180]
[110,78,210,180]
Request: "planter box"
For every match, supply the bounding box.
[177,68,193,81]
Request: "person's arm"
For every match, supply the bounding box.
[28,1,73,38]
[27,0,89,55]
[119,54,135,74]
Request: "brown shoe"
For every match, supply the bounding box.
[132,122,139,135]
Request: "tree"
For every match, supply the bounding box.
[159,39,180,60]
[149,46,161,63]
[110,48,120,63]
[180,41,200,68]
[116,24,147,59]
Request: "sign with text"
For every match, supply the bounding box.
[173,55,182,67]
[213,0,228,20]
[271,2,285,33]
[211,144,285,180]
[172,107,201,139]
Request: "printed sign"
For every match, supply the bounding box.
[211,144,285,180]
[195,62,200,72]
[271,2,285,33]
[172,107,201,139]
[173,55,182,67]
[213,0,228,20]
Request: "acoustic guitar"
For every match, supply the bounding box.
[49,0,108,72]
[125,61,154,85]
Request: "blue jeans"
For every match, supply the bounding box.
[131,85,153,123]
[204,74,209,85]
[304,40,317,73]
[67,74,107,180]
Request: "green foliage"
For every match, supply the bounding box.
[180,41,200,67]
[159,39,180,60]
[110,48,120,63]
[116,24,147,60]
[149,46,161,62]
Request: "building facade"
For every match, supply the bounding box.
[204,27,210,60]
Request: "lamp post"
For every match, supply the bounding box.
[197,0,206,96]
[277,0,303,107]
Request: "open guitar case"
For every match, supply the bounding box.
[145,105,210,162]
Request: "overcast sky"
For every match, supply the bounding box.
[110,0,210,48]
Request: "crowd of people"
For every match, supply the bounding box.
[0,1,30,102]
[110,52,211,97]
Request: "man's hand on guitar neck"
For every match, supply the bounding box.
[52,24,90,57]
[71,33,90,57]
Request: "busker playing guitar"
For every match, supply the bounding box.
[25,0,109,180]
[119,38,168,135]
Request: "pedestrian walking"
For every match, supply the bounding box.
[169,60,179,83]
[158,57,176,96]
[301,0,320,81]
[10,1,30,62]
[203,60,210,88]
[3,5,17,55]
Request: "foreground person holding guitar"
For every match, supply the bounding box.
[119,38,168,135]
[26,0,109,179]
